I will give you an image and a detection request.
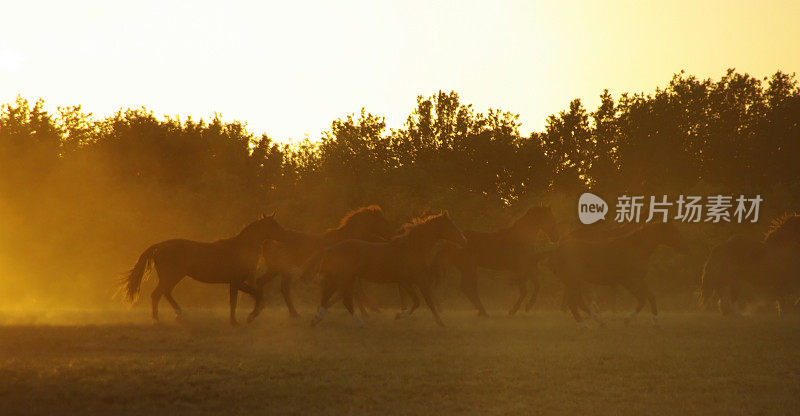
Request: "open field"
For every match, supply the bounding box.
[1,309,799,416]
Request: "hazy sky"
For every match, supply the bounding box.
[1,0,798,141]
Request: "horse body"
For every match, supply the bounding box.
[254,206,394,318]
[699,217,800,316]
[549,222,687,326]
[433,206,559,316]
[307,212,466,327]
[121,214,289,325]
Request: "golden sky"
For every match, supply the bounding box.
[1,0,798,141]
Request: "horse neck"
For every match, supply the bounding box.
[233,225,268,248]
[400,223,441,253]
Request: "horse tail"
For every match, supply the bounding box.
[120,244,157,303]
[300,249,327,284]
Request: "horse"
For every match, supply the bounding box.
[251,205,394,321]
[120,213,290,325]
[430,206,559,317]
[558,222,639,313]
[698,213,800,316]
[302,211,467,327]
[548,221,688,327]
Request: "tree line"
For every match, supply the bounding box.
[1,69,799,305]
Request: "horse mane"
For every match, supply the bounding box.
[329,205,383,231]
[397,212,446,239]
[764,212,800,244]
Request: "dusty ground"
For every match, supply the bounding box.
[0,308,799,415]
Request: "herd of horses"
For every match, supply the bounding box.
[121,205,800,328]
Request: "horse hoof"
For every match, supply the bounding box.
[577,322,589,330]
[478,312,489,318]
[246,314,256,324]
[174,315,184,324]
[290,312,302,319]
[230,320,239,327]
[508,310,518,316]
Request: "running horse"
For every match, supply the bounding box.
[120,213,290,325]
[250,205,394,321]
[431,206,559,316]
[302,211,467,327]
[548,222,688,327]
[699,213,800,316]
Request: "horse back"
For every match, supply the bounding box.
[459,229,537,270]
[151,238,260,282]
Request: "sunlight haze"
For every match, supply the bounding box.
[1,0,798,141]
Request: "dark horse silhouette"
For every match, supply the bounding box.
[302,211,466,327]
[251,205,394,321]
[559,222,639,313]
[431,206,559,316]
[548,222,688,327]
[120,213,289,325]
[699,213,800,316]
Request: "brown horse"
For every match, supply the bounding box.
[699,214,800,316]
[120,213,290,325]
[251,205,394,320]
[559,222,639,313]
[431,206,559,316]
[548,222,688,327]
[303,212,466,327]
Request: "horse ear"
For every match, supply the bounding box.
[443,210,450,218]
[269,211,276,219]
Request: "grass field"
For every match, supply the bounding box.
[1,308,799,415]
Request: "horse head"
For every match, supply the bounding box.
[516,205,560,243]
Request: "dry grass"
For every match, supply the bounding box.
[1,308,799,415]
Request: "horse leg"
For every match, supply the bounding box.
[645,286,659,326]
[417,281,445,327]
[278,274,301,318]
[150,284,164,324]
[508,275,527,316]
[354,280,380,318]
[460,267,488,317]
[564,287,586,328]
[395,282,420,320]
[238,281,264,323]
[776,290,788,318]
[162,285,183,323]
[623,281,648,325]
[311,275,336,326]
[576,288,606,327]
[525,275,541,312]
[229,282,240,326]
[342,280,366,327]
[398,285,409,311]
